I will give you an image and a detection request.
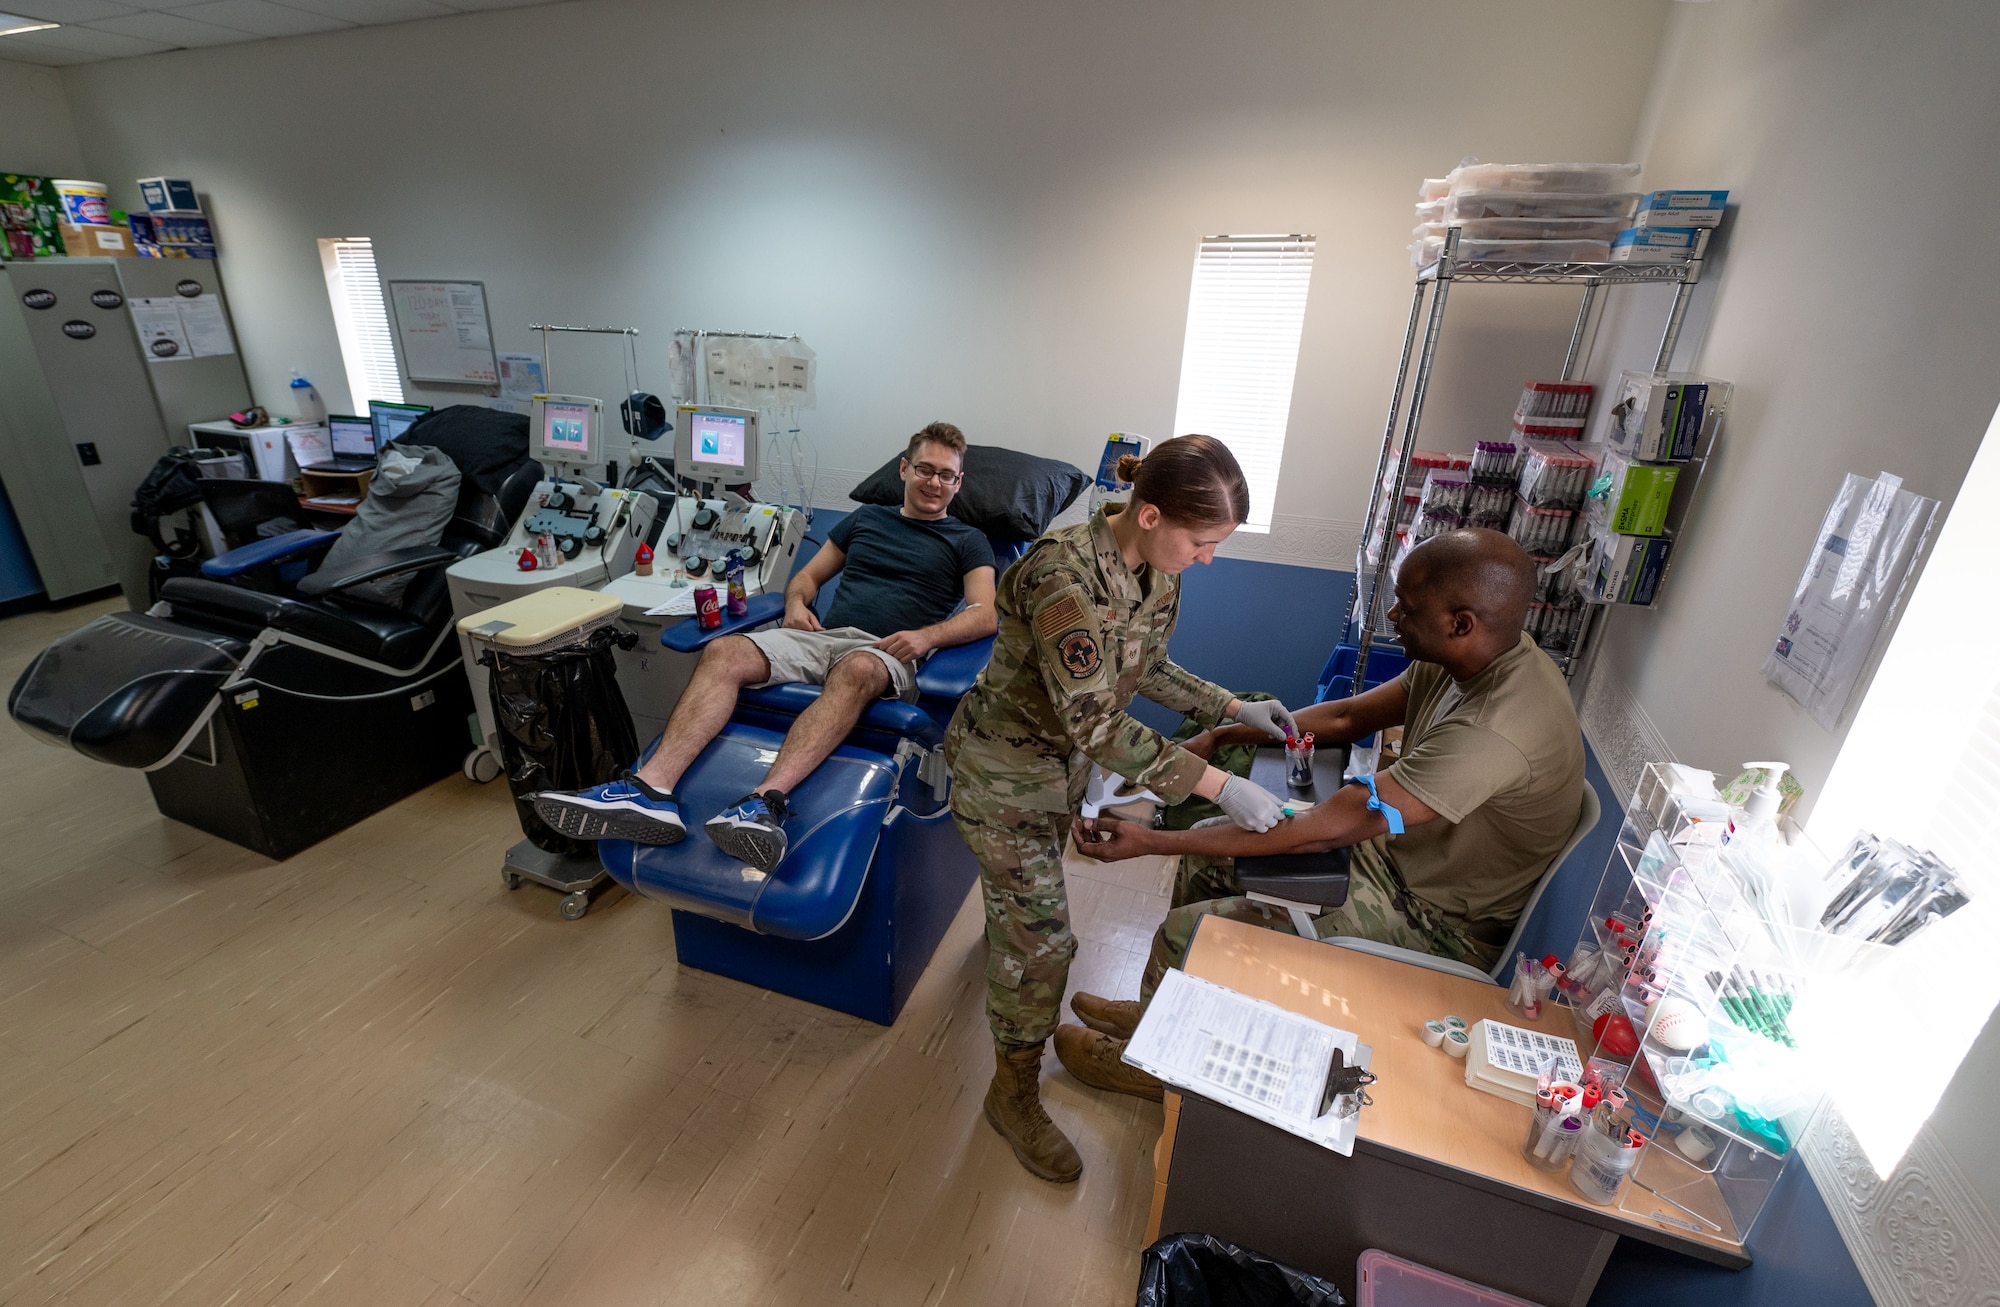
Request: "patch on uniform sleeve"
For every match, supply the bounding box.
[1057,629,1101,679]
[1033,590,1088,640]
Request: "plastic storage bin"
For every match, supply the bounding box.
[1412,236,1612,268]
[1447,191,1640,222]
[1417,216,1629,242]
[1446,161,1640,194]
[1357,1250,1541,1307]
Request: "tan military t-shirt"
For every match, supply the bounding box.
[1383,633,1585,926]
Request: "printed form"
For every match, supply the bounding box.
[1124,968,1368,1156]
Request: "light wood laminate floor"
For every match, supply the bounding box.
[0,597,1177,1307]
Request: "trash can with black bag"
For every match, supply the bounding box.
[458,587,638,920]
[1137,1233,1346,1307]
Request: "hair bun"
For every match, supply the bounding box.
[1113,452,1145,483]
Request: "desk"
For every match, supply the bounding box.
[1147,916,1751,1305]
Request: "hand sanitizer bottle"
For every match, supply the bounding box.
[289,371,326,424]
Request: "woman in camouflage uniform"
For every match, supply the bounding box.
[944,435,1297,1182]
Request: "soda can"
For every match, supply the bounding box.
[725,555,748,619]
[694,584,722,631]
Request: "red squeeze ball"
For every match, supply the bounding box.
[1593,1013,1640,1059]
[517,548,538,571]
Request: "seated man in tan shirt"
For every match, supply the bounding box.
[1056,528,1587,1100]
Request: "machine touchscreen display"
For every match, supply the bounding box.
[691,411,748,467]
[542,401,593,455]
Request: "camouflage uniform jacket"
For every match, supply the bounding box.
[945,505,1237,815]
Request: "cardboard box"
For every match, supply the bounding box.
[59,223,135,257]
[153,212,215,256]
[1610,226,1700,262]
[136,177,201,214]
[1595,532,1673,605]
[1607,370,1732,462]
[1633,189,1728,229]
[1592,451,1679,536]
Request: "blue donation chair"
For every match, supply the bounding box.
[600,533,1033,1025]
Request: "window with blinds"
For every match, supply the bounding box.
[1805,402,2000,1175]
[1169,235,1316,532]
[316,237,404,408]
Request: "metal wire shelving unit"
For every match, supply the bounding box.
[1342,225,1714,701]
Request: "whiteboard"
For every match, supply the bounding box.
[387,280,498,385]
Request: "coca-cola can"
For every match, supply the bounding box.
[694,584,722,630]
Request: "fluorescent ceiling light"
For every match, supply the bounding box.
[0,13,60,36]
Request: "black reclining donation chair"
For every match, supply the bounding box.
[8,446,539,859]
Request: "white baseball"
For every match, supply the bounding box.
[1646,996,1710,1051]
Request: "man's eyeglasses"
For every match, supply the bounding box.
[908,462,962,487]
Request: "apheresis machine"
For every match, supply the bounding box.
[606,405,805,741]
[446,395,804,780]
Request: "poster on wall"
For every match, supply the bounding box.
[388,280,498,385]
[1762,471,1939,729]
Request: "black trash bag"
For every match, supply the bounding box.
[484,626,640,856]
[1136,1234,1346,1307]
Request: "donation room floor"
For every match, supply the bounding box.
[0,597,1170,1307]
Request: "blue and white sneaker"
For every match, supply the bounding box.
[705,791,790,872]
[533,773,687,844]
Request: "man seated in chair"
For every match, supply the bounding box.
[536,421,998,872]
[1057,529,1584,1099]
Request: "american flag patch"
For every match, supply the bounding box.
[1034,590,1089,639]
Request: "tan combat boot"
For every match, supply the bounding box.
[1069,991,1141,1040]
[1054,1024,1164,1102]
[983,1043,1083,1183]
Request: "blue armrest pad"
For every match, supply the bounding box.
[915,636,993,700]
[739,682,945,750]
[200,529,341,578]
[660,592,786,652]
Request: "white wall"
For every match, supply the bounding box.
[1578,3,2000,1301]
[0,56,85,176]
[53,0,1671,563]
[1584,0,2000,806]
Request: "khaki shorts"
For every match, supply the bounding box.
[741,626,920,701]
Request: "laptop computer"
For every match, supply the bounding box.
[369,400,432,451]
[306,414,380,473]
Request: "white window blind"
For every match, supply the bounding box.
[1169,235,1316,532]
[1805,405,2000,1176]
[316,237,404,408]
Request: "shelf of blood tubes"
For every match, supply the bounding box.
[1361,380,1600,660]
[1525,762,1886,1246]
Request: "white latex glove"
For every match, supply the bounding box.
[1233,698,1299,742]
[1215,774,1286,832]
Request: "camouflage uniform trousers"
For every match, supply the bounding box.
[952,792,1077,1051]
[1142,836,1503,1004]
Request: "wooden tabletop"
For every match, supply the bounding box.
[1180,913,1746,1259]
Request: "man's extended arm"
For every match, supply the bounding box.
[1185,678,1410,758]
[1073,767,1440,862]
[874,567,999,662]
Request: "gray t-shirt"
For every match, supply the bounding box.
[1384,633,1586,925]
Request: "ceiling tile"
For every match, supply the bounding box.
[275,0,452,21]
[91,8,258,41]
[4,0,138,22]
[163,0,348,34]
[0,35,97,59]
[3,20,168,52]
